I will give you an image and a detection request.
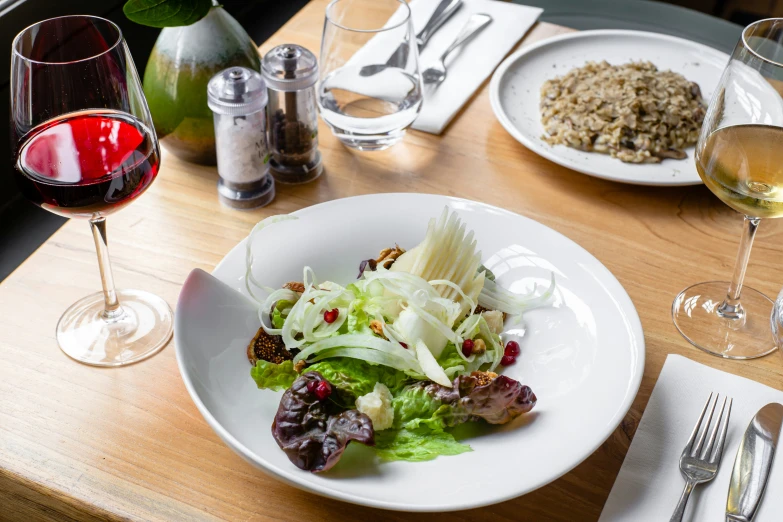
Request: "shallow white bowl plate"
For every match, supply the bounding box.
[490,30,730,186]
[175,194,645,511]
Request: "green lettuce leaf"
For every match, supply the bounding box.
[393,382,444,428]
[391,382,469,431]
[344,283,374,334]
[272,300,294,329]
[374,428,471,462]
[437,343,467,377]
[308,358,410,400]
[250,360,297,391]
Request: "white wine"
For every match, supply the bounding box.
[696,124,783,218]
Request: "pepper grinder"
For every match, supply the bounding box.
[262,44,323,184]
[207,67,275,209]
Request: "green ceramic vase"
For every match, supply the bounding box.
[143,4,261,165]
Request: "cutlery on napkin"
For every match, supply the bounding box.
[599,355,783,522]
[411,0,541,134]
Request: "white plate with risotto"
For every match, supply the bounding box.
[175,193,645,511]
[490,30,730,186]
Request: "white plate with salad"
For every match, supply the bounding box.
[175,193,644,511]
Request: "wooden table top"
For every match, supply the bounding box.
[3,2,783,520]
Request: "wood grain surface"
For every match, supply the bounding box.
[2,2,783,520]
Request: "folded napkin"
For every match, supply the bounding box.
[411,0,541,134]
[599,354,783,521]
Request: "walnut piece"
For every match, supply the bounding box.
[283,281,305,293]
[473,338,487,355]
[369,320,387,339]
[375,245,406,269]
[474,305,507,322]
[294,360,306,373]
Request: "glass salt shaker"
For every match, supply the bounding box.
[262,44,323,184]
[207,67,275,209]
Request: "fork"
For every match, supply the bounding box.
[420,13,492,87]
[670,393,733,522]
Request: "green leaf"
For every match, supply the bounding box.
[374,428,471,462]
[123,0,212,28]
[250,360,297,391]
[308,358,410,400]
[391,382,468,431]
[272,300,294,330]
[437,343,466,377]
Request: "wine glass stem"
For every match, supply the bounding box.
[718,215,761,320]
[89,216,124,320]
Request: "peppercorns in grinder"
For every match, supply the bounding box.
[261,44,323,184]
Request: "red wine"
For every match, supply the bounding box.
[14,110,159,218]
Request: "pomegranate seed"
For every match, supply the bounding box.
[462,339,474,357]
[500,355,516,366]
[505,340,520,357]
[323,308,339,323]
[314,380,332,400]
[306,381,317,393]
[400,342,408,349]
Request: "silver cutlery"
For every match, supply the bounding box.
[726,403,783,522]
[421,13,492,87]
[670,393,733,522]
[359,0,462,77]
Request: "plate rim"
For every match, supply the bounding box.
[489,28,730,187]
[175,193,646,511]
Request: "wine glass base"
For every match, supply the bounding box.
[672,281,777,359]
[56,289,173,367]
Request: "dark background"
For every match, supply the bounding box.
[0,0,770,282]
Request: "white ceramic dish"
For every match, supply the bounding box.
[489,30,731,186]
[175,193,645,511]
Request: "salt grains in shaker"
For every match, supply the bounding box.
[262,44,323,184]
[207,67,275,208]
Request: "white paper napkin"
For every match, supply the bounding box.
[411,0,541,134]
[599,354,783,522]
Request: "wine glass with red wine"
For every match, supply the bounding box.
[10,15,172,366]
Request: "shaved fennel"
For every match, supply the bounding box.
[242,208,556,386]
[478,273,557,318]
[245,215,297,302]
[391,208,485,316]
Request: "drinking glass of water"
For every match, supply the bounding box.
[319,0,423,151]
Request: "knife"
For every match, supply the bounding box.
[416,0,463,49]
[726,403,783,522]
[359,0,462,77]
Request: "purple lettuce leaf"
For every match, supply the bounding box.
[404,373,537,428]
[455,374,537,424]
[272,371,374,472]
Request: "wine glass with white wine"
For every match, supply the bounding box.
[672,18,783,359]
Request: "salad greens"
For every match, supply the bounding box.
[250,360,297,391]
[245,208,554,472]
[308,358,409,398]
[374,429,471,462]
